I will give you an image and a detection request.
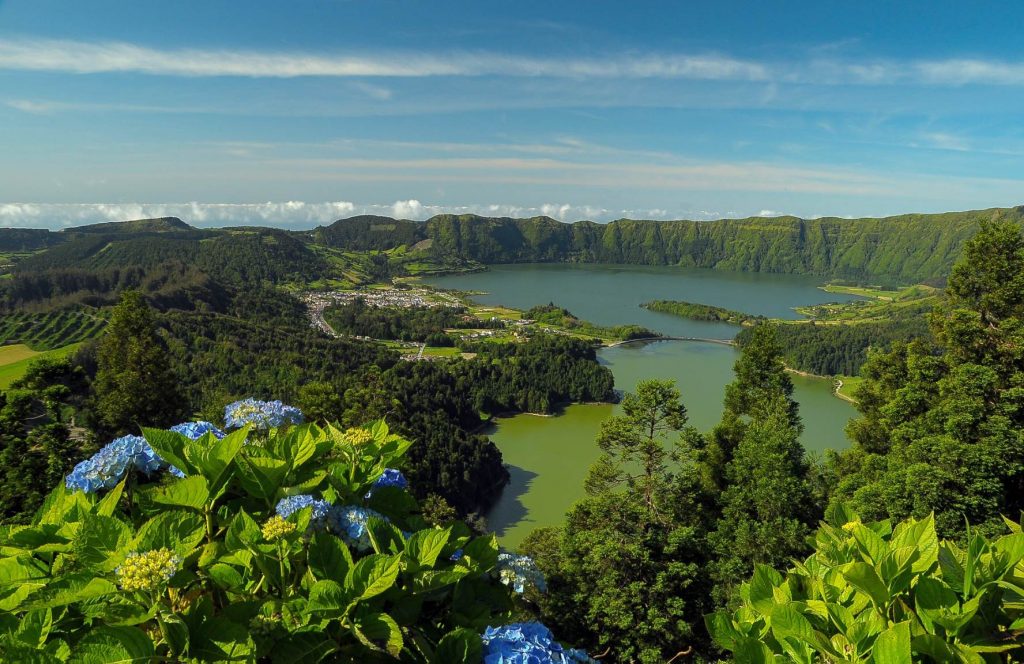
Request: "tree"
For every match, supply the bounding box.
[709,394,814,603]
[703,323,801,491]
[833,220,1024,537]
[92,291,185,435]
[523,381,715,662]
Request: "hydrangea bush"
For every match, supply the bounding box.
[0,408,581,662]
[707,504,1024,662]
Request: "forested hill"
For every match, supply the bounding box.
[63,216,195,234]
[317,206,1024,283]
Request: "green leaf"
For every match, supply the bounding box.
[234,455,289,501]
[460,533,499,572]
[888,514,938,574]
[95,478,126,517]
[354,611,403,658]
[268,633,337,664]
[705,611,741,650]
[148,475,210,511]
[73,514,131,571]
[132,511,204,557]
[347,554,402,600]
[187,616,254,662]
[878,546,919,595]
[68,626,154,664]
[224,510,262,552]
[307,580,350,615]
[366,516,406,555]
[184,427,248,490]
[749,564,784,615]
[159,613,189,658]
[770,604,815,645]
[140,428,191,476]
[13,608,52,648]
[871,621,910,664]
[308,532,353,580]
[433,628,483,664]
[406,527,451,569]
[843,562,890,608]
[22,574,117,611]
[206,563,244,591]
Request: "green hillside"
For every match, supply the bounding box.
[0,309,108,349]
[420,207,1024,283]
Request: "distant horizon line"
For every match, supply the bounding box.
[3,200,1022,233]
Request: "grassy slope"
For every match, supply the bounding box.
[0,342,82,390]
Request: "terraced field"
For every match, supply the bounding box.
[0,342,83,390]
[0,309,108,350]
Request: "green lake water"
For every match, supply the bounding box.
[425,264,862,547]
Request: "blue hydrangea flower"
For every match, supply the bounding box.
[224,398,304,430]
[65,435,169,493]
[481,622,590,663]
[450,548,464,562]
[365,468,408,498]
[275,495,331,525]
[170,421,226,440]
[326,504,387,552]
[496,553,547,594]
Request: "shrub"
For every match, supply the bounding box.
[707,504,1024,662]
[0,411,575,662]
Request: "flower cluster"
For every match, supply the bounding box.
[115,548,181,592]
[224,398,304,430]
[326,504,386,552]
[366,468,408,498]
[275,495,331,524]
[261,516,296,541]
[481,622,590,664]
[496,553,547,594]
[170,421,226,440]
[343,427,374,446]
[65,435,171,493]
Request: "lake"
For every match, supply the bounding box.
[425,264,862,547]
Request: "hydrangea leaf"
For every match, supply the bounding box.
[353,611,403,658]
[306,580,351,616]
[140,428,191,478]
[234,456,289,502]
[67,625,154,664]
[146,475,210,512]
[184,427,248,491]
[347,554,402,601]
[406,527,451,569]
[308,532,353,581]
[433,627,483,664]
[872,620,911,664]
[268,632,338,664]
[132,511,205,558]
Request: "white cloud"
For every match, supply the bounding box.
[0,201,733,229]
[391,199,424,219]
[0,37,768,81]
[757,209,779,217]
[3,36,1024,89]
[0,201,356,229]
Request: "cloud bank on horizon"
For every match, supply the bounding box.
[0,201,719,230]
[0,1,1022,219]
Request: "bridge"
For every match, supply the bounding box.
[605,336,736,348]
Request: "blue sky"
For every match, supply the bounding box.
[2,0,1024,228]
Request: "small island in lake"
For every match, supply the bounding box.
[640,300,765,326]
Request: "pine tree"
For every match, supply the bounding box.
[703,323,801,490]
[92,291,185,436]
[523,380,715,662]
[709,395,814,602]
